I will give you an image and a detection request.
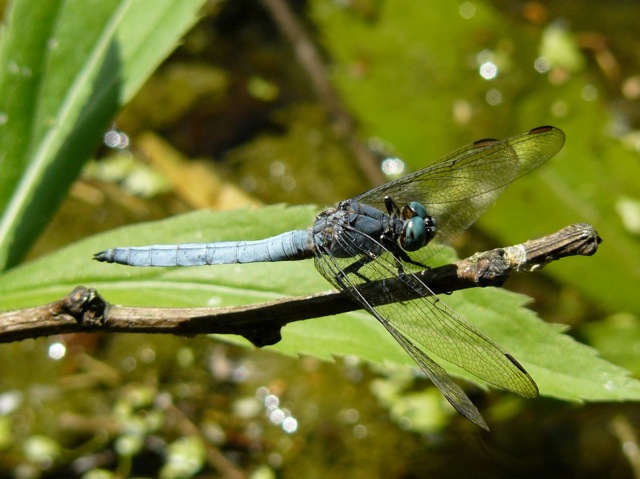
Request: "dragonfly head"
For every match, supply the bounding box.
[399,201,437,252]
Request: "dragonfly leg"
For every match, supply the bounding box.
[399,252,428,270]
[384,196,402,216]
[379,234,428,271]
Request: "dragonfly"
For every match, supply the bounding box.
[94,125,565,430]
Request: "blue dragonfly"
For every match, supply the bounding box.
[95,125,565,430]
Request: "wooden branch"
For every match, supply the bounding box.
[0,223,601,346]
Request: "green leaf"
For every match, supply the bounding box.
[1,206,638,402]
[0,0,206,271]
[583,313,640,375]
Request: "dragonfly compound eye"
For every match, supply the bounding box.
[401,216,429,251]
[408,201,429,219]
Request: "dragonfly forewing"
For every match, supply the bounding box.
[356,126,565,261]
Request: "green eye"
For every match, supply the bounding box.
[402,216,427,251]
[408,201,428,219]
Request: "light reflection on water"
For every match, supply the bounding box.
[381,157,406,178]
[47,341,66,361]
[257,387,299,434]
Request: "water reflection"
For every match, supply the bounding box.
[381,157,405,178]
[479,61,498,80]
[47,342,66,361]
[257,387,299,434]
[534,56,552,73]
[486,89,503,106]
[582,84,599,101]
[459,2,476,19]
[103,125,130,149]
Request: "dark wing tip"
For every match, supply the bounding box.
[529,125,555,134]
[472,138,499,148]
[529,125,565,146]
[505,353,539,398]
[472,125,563,151]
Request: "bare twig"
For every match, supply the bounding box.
[0,223,601,346]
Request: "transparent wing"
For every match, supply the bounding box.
[313,222,538,429]
[355,126,565,258]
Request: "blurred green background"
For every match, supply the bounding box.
[1,0,640,477]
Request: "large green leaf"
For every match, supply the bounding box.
[1,206,638,402]
[0,0,206,271]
